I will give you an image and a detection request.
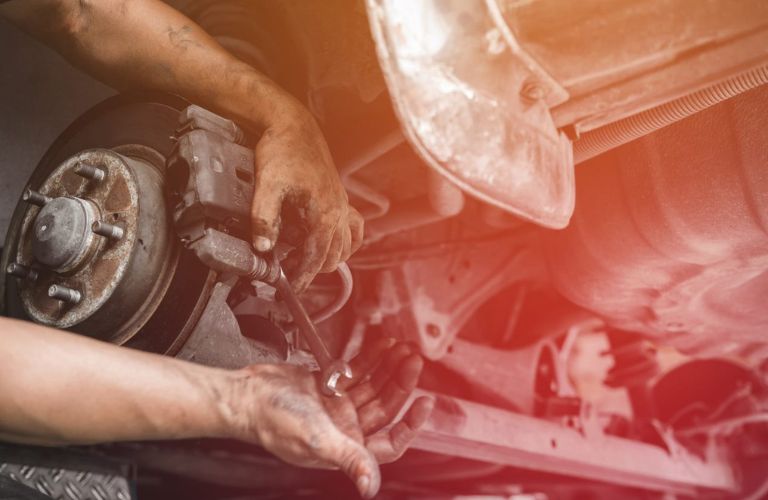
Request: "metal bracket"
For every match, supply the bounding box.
[175,278,285,368]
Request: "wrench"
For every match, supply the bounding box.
[273,267,353,397]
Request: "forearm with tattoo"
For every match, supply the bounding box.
[0,0,366,291]
[0,0,303,131]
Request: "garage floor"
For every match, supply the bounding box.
[0,19,112,240]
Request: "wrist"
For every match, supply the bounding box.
[214,365,272,442]
[222,64,311,133]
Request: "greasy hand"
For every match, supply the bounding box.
[250,107,364,293]
[229,340,432,498]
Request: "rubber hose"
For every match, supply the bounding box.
[574,65,768,163]
[285,262,354,337]
[308,262,354,325]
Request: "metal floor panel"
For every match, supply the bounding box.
[0,444,134,500]
[0,463,132,500]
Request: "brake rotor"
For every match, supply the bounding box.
[1,94,215,354]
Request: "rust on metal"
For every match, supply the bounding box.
[15,150,146,335]
[411,390,738,495]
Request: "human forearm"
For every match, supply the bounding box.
[0,317,428,498]
[1,0,365,294]
[0,317,242,445]
[0,0,304,131]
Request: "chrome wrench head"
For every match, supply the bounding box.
[321,360,354,397]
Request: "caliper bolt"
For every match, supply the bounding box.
[74,163,105,183]
[92,221,124,241]
[48,284,82,305]
[22,189,51,207]
[6,262,39,281]
[521,80,547,102]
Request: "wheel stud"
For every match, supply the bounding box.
[74,163,105,182]
[22,189,51,207]
[92,221,124,241]
[48,284,82,304]
[6,262,39,281]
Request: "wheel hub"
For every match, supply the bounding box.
[10,148,176,342]
[31,196,99,272]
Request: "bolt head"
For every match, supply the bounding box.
[92,221,124,241]
[74,163,106,182]
[521,81,547,102]
[48,284,82,304]
[6,262,38,281]
[22,189,51,207]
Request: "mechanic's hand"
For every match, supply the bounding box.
[250,107,364,293]
[338,338,434,464]
[229,340,432,498]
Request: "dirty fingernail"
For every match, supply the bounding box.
[253,236,273,252]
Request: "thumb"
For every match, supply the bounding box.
[320,431,381,499]
[251,185,283,252]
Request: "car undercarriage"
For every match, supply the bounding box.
[1,0,768,498]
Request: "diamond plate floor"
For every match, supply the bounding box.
[0,444,134,500]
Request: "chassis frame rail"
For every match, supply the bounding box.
[410,391,738,496]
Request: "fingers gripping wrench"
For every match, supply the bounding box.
[168,105,351,395]
[183,229,351,397]
[273,268,352,397]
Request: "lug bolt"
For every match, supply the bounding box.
[92,221,124,241]
[74,163,105,182]
[48,284,82,304]
[22,189,51,207]
[6,262,39,281]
